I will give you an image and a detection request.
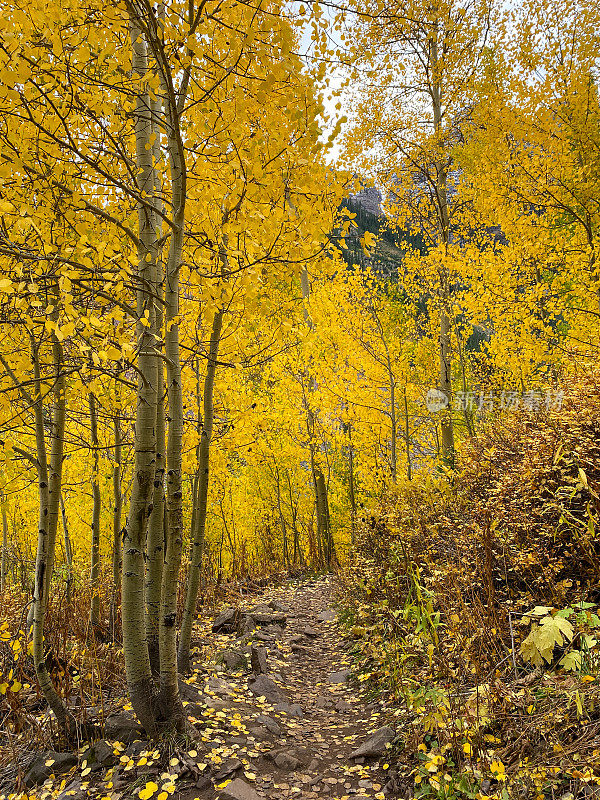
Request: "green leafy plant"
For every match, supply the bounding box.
[520,603,600,670]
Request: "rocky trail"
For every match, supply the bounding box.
[8,577,403,800]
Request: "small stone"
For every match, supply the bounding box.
[334,699,352,712]
[248,673,283,703]
[274,702,303,717]
[256,714,281,735]
[252,631,273,642]
[212,607,239,633]
[207,676,231,695]
[219,777,262,800]
[248,725,270,740]
[327,669,350,684]
[317,608,336,622]
[274,752,301,770]
[302,626,319,637]
[220,649,247,671]
[249,611,287,627]
[349,726,395,759]
[104,712,144,743]
[213,757,243,780]
[178,678,201,701]
[291,643,312,654]
[263,623,285,636]
[24,752,77,787]
[250,645,268,674]
[125,740,148,757]
[80,739,116,769]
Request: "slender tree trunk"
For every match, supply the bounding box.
[121,18,160,738]
[1,497,7,592]
[145,295,165,675]
[286,472,304,567]
[59,493,73,602]
[110,414,122,642]
[404,385,412,481]
[389,365,397,482]
[439,310,454,467]
[178,307,224,672]
[347,426,357,544]
[31,316,74,732]
[300,265,335,570]
[431,31,455,469]
[274,467,289,568]
[457,331,474,437]
[27,340,49,630]
[157,67,188,728]
[89,391,101,634]
[145,79,166,675]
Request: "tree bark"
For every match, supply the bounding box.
[145,288,165,675]
[300,265,335,570]
[347,426,357,544]
[121,18,160,738]
[157,49,187,729]
[89,390,101,634]
[1,497,7,592]
[59,493,73,602]
[439,310,454,468]
[145,70,166,676]
[431,28,455,469]
[110,413,122,642]
[178,306,224,672]
[404,385,412,481]
[31,313,74,732]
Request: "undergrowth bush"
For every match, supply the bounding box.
[339,373,600,800]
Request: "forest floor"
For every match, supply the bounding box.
[3,576,402,800]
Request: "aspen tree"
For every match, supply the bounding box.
[120,16,161,735]
[110,412,123,641]
[88,389,101,633]
[178,303,224,672]
[343,0,495,467]
[1,496,7,592]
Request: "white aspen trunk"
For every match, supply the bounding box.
[457,331,474,437]
[347,426,357,544]
[31,312,74,732]
[110,412,122,641]
[157,67,187,728]
[430,30,455,469]
[300,266,335,569]
[388,361,397,483]
[145,83,166,675]
[274,467,290,568]
[1,497,7,591]
[404,385,412,481]
[178,305,224,673]
[145,281,165,674]
[59,493,73,602]
[121,19,160,737]
[27,339,49,630]
[89,390,101,633]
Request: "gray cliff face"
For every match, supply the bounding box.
[349,187,383,218]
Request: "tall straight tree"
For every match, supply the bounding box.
[342,0,495,467]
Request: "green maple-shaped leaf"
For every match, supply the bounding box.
[559,651,582,672]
